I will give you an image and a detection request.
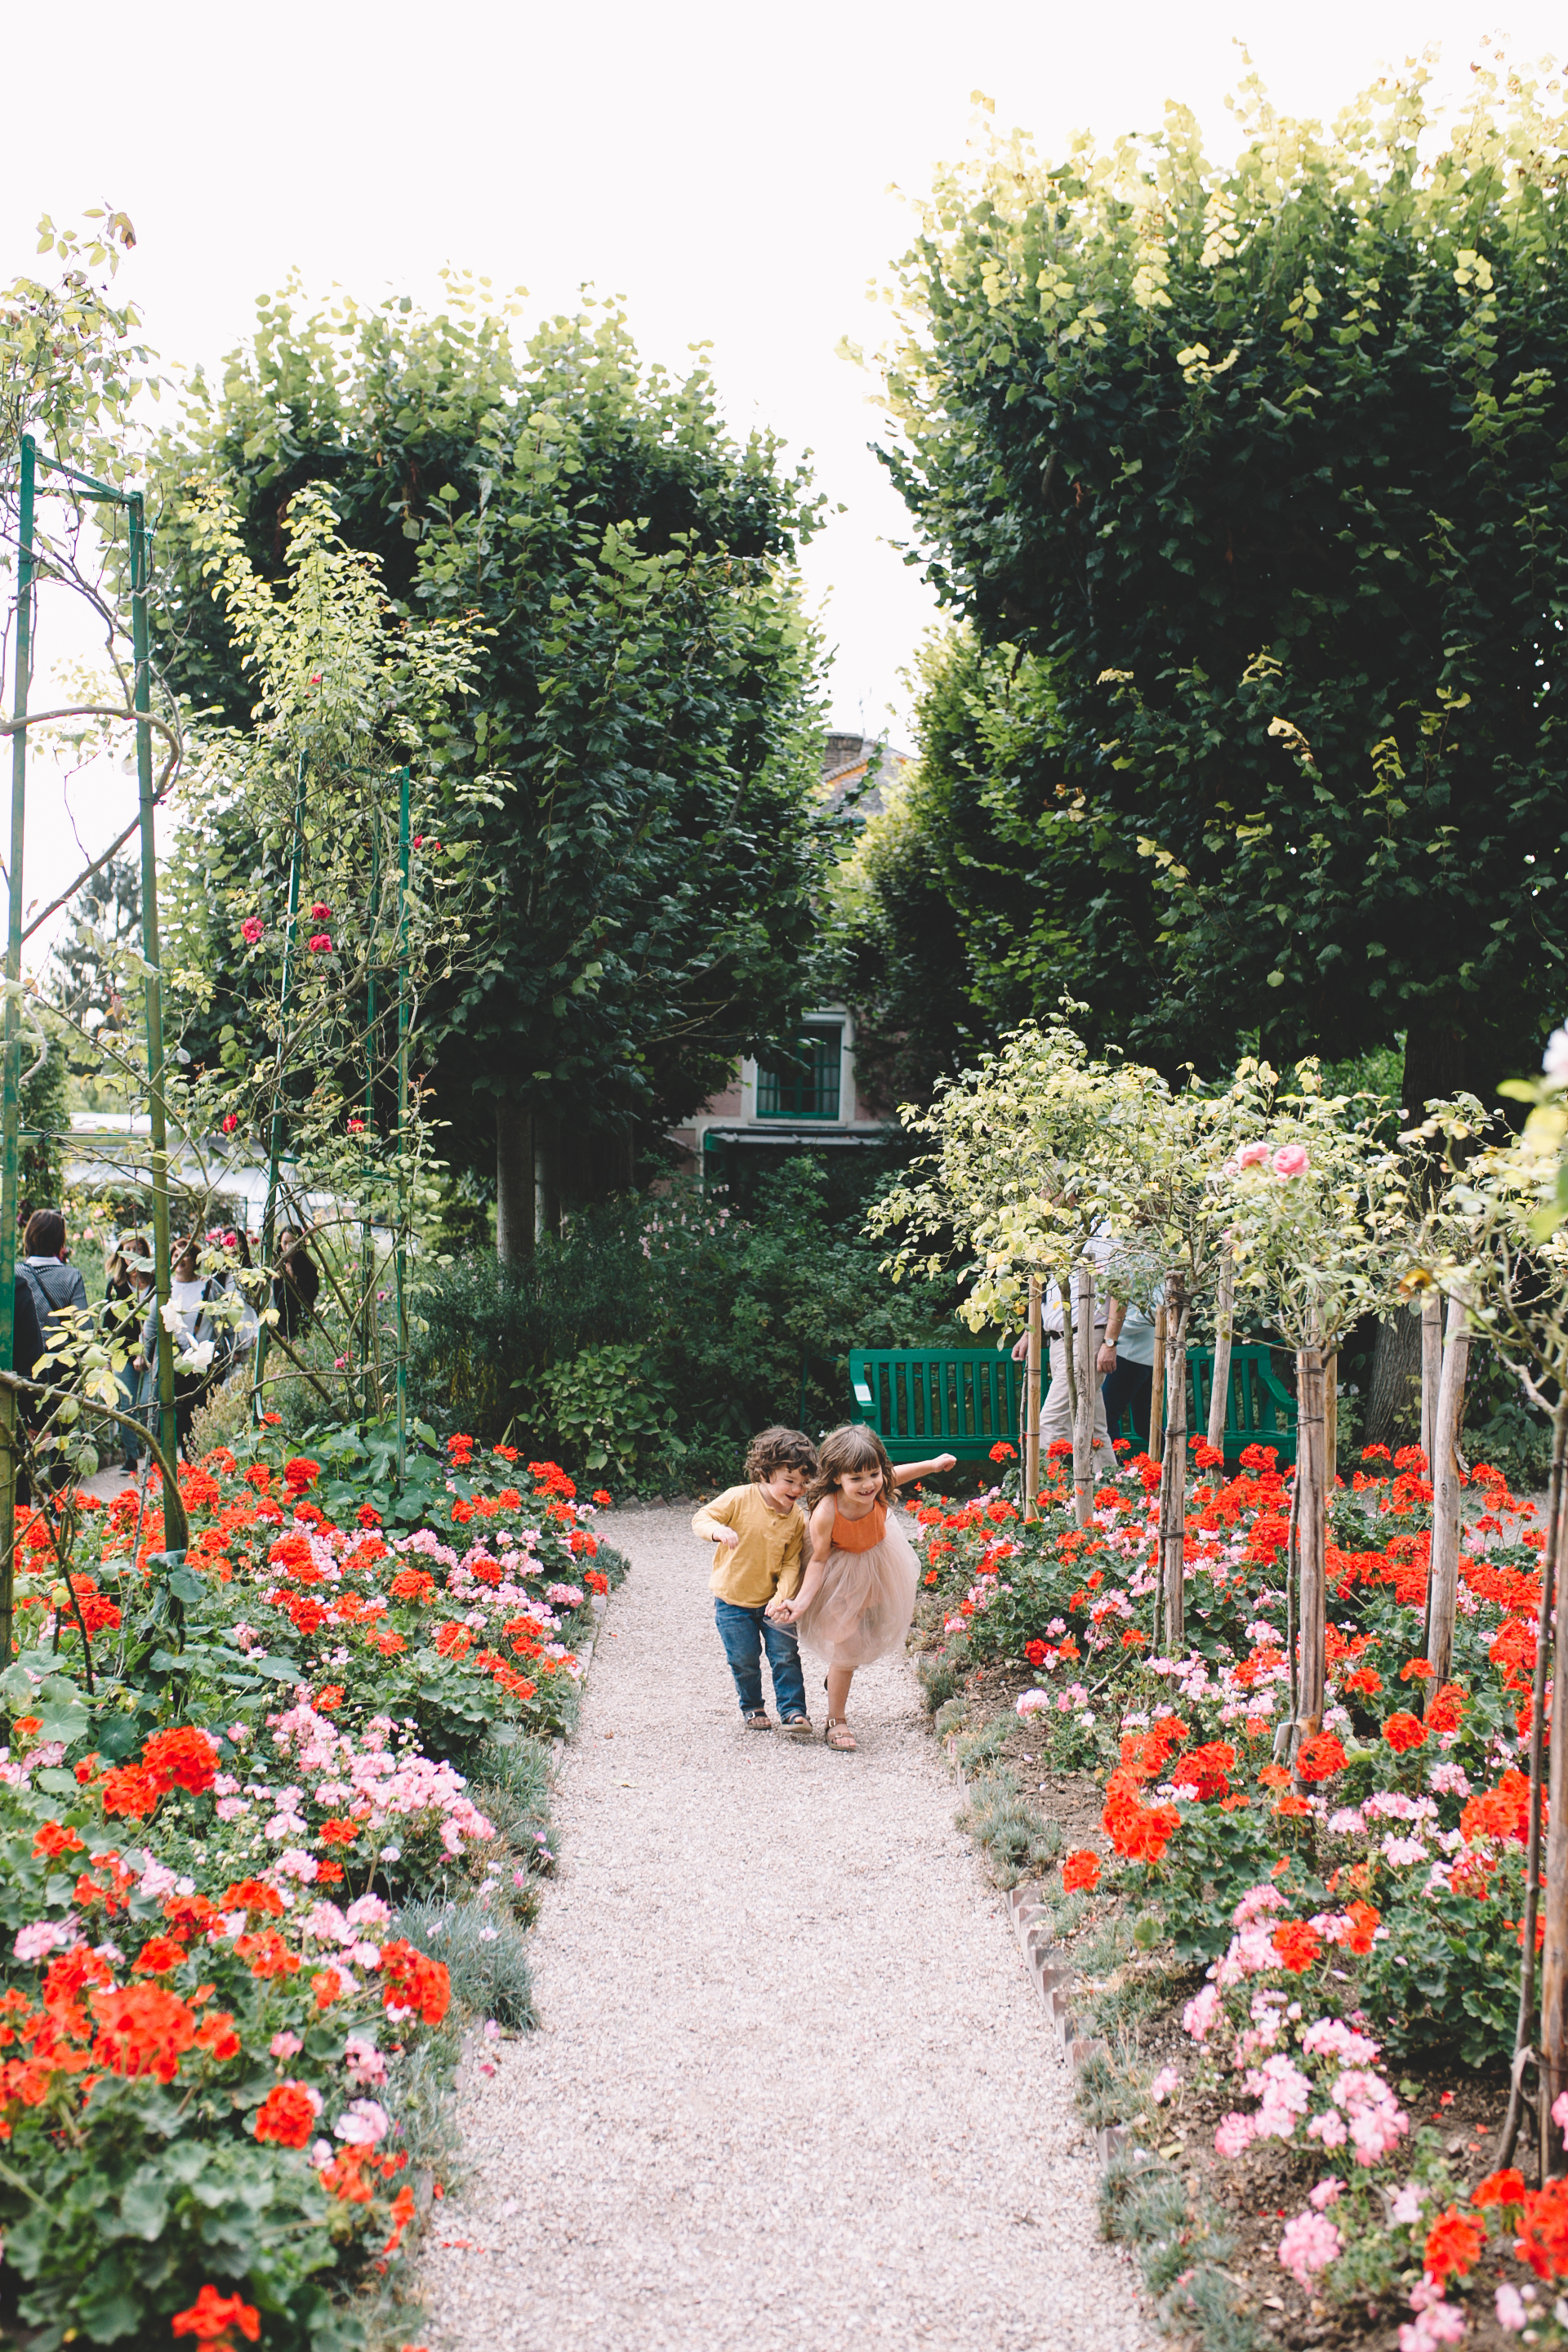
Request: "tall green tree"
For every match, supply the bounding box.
[869,60,1568,1111]
[149,287,838,1249]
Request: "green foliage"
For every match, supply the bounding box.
[868,64,1568,1096]
[149,289,840,1178]
[532,1341,684,1488]
[955,1768,1062,1886]
[409,1158,956,1479]
[390,1900,536,2030]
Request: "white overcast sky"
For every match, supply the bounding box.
[4,0,1561,961]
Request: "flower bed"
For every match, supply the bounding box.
[913,1437,1558,2346]
[0,1434,623,2352]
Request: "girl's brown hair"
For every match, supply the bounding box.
[807,1422,895,1512]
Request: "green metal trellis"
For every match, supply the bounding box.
[0,433,179,1667]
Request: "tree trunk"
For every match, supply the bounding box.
[1420,1291,1444,1467]
[1073,1257,1095,1528]
[1207,1245,1234,1454]
[495,1099,533,1267]
[533,1110,561,1244]
[1401,1010,1468,1121]
[1425,1296,1471,1686]
[1150,1305,1167,1463]
[1365,1307,1423,1449]
[1544,1410,1568,2175]
[1023,1276,1041,1523]
[1294,1345,1328,1758]
[1160,1279,1190,1651]
[1496,1401,1566,2174]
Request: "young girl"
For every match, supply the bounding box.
[767,1423,956,1751]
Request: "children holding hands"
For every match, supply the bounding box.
[768,1425,956,1752]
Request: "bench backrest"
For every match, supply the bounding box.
[849,1342,1298,1466]
[849,1349,1022,1460]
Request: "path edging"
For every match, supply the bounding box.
[944,1735,1134,2168]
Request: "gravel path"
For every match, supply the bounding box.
[419,1505,1152,2352]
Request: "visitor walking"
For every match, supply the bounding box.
[691,1425,818,1737]
[768,1424,956,1751]
[1099,1294,1157,1452]
[1012,1240,1113,1463]
[105,1232,154,1474]
[16,1209,90,1361]
[142,1237,222,1459]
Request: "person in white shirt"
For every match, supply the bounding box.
[1011,1236,1114,1463]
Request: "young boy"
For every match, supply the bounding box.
[692,1426,817,1738]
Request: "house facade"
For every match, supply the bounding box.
[666,734,908,1191]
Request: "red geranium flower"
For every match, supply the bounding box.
[1296,1732,1348,1783]
[1024,1638,1048,1667]
[254,2081,318,2147]
[172,2283,261,2343]
[1062,1850,1101,1893]
[1423,2205,1484,2284]
[1383,1711,1428,1754]
[1270,1919,1323,1974]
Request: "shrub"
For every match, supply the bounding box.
[390,1899,536,2031]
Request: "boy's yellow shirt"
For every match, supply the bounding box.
[693,1484,806,1606]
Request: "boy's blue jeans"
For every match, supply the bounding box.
[713,1598,808,1719]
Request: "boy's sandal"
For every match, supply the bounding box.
[780,1713,813,1740]
[824,1717,857,1752]
[742,1709,772,1731]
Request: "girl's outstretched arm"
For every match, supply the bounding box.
[767,1499,835,1622]
[893,1453,957,1486]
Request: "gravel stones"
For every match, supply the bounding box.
[419,1506,1152,2351]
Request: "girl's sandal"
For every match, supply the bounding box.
[824,1717,857,1752]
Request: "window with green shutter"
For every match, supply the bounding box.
[755,1027,842,1120]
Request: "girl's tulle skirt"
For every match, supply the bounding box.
[795,1511,920,1670]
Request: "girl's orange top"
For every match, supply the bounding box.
[831,1499,887,1552]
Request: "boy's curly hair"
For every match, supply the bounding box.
[745,1425,818,1483]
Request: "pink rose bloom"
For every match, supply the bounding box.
[1236,1140,1271,1168]
[307,932,332,954]
[241,915,264,945]
[1272,1143,1310,1178]
[1278,2209,1342,2289]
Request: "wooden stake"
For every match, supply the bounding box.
[1160,1280,1189,1649]
[1150,1304,1167,1463]
[1425,1294,1471,1685]
[1294,1344,1327,1757]
[1023,1276,1041,1522]
[1420,1290,1443,1467]
[1207,1245,1235,1455]
[1073,1257,1096,1528]
[1325,1352,1339,1490]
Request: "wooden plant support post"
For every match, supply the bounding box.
[1207,1245,1235,1454]
[1149,1305,1167,1463]
[1420,1290,1444,1467]
[1498,1400,1566,2175]
[1325,1353,1339,1490]
[1023,1276,1042,1522]
[1425,1295,1471,1686]
[1160,1277,1190,1650]
[1294,1344,1328,1762]
[1073,1257,1096,1528]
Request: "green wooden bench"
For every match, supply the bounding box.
[1188,1343,1298,1469]
[849,1349,1023,1465]
[848,1343,1298,1469]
